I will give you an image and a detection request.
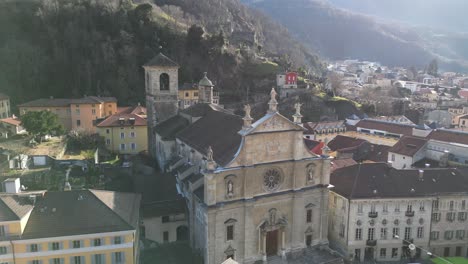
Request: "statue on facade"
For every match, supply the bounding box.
[207,146,214,161]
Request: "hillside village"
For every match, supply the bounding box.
[1,1,468,264]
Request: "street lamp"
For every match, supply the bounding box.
[393,235,454,264]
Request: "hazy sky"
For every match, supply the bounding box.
[328,0,468,32]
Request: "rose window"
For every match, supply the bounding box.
[263,168,282,191]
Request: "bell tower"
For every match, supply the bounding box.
[143,53,179,157]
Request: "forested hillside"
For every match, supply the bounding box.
[0,0,323,110]
[244,0,468,72]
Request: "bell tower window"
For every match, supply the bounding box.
[160,73,170,91]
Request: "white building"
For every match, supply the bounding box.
[387,136,428,169]
[329,163,468,262]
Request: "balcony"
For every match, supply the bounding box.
[366,239,377,247]
[368,212,378,218]
[403,239,414,246]
[405,211,415,217]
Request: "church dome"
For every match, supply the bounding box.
[199,72,214,87]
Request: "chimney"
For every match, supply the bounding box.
[418,169,424,181]
[3,178,21,193]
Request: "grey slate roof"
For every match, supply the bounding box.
[177,109,243,166]
[144,53,179,67]
[18,96,117,107]
[331,163,468,199]
[18,98,71,107]
[155,115,190,140]
[180,103,232,118]
[21,190,140,239]
[0,194,34,221]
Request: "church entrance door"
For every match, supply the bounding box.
[266,230,278,256]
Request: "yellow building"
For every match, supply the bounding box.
[18,96,117,132]
[96,106,147,154]
[0,188,141,264]
[178,83,199,109]
[0,93,11,119]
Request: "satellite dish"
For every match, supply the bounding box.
[409,244,416,251]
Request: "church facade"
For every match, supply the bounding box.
[146,54,334,264]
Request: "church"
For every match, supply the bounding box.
[144,53,337,264]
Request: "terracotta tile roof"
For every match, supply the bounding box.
[177,109,243,166]
[0,117,21,126]
[117,105,147,117]
[388,136,428,156]
[366,144,391,162]
[458,89,468,99]
[97,113,147,127]
[328,135,367,152]
[331,163,468,199]
[428,129,468,145]
[330,158,357,172]
[355,119,416,136]
[144,53,179,67]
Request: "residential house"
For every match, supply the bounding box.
[96,105,147,155]
[458,114,468,128]
[328,163,468,262]
[18,96,117,132]
[179,83,199,109]
[0,93,10,119]
[0,116,25,139]
[0,183,141,264]
[276,72,298,89]
[387,136,428,169]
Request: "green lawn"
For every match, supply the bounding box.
[432,257,468,264]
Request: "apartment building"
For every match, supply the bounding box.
[0,93,10,119]
[328,163,468,262]
[0,184,140,264]
[96,105,147,154]
[18,96,117,132]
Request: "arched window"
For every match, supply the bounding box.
[160,73,170,91]
[176,226,188,241]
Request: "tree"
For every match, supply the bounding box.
[186,24,204,53]
[427,59,438,77]
[21,111,64,142]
